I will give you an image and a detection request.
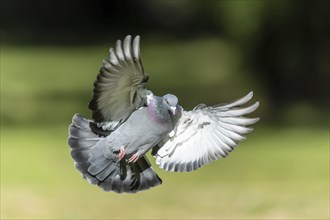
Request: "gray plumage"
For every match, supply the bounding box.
[68,35,259,193]
[88,35,148,123]
[69,114,162,193]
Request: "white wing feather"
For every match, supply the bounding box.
[155,91,259,172]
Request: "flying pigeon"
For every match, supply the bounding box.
[68,35,259,193]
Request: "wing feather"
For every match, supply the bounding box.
[155,92,259,172]
[89,35,149,123]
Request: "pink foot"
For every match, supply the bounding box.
[128,153,139,163]
[118,147,126,160]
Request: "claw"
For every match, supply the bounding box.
[118,147,125,160]
[128,153,139,163]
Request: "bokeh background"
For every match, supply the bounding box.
[1,0,329,219]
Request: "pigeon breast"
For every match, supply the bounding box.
[106,97,175,155]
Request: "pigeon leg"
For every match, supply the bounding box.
[118,147,126,160]
[128,153,139,163]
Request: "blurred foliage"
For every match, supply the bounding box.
[1,39,260,125]
[1,0,329,127]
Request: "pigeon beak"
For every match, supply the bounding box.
[170,106,176,114]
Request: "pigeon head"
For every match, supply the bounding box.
[163,94,178,115]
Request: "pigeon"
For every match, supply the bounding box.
[68,35,259,193]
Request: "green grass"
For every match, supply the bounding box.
[1,125,329,219]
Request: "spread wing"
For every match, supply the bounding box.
[154,91,259,172]
[89,35,150,123]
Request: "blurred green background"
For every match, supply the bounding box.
[1,0,329,219]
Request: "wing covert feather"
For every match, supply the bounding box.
[155,91,259,172]
[89,35,149,123]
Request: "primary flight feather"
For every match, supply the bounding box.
[68,35,259,193]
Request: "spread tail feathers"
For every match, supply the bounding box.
[68,113,162,193]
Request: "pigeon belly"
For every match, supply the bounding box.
[105,107,173,156]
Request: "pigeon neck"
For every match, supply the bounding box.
[148,96,170,124]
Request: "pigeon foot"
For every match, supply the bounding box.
[118,147,126,160]
[128,153,139,163]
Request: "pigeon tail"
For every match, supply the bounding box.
[68,113,162,193]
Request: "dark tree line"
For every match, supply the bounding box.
[2,0,329,122]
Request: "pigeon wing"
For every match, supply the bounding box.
[154,92,259,172]
[89,35,149,123]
